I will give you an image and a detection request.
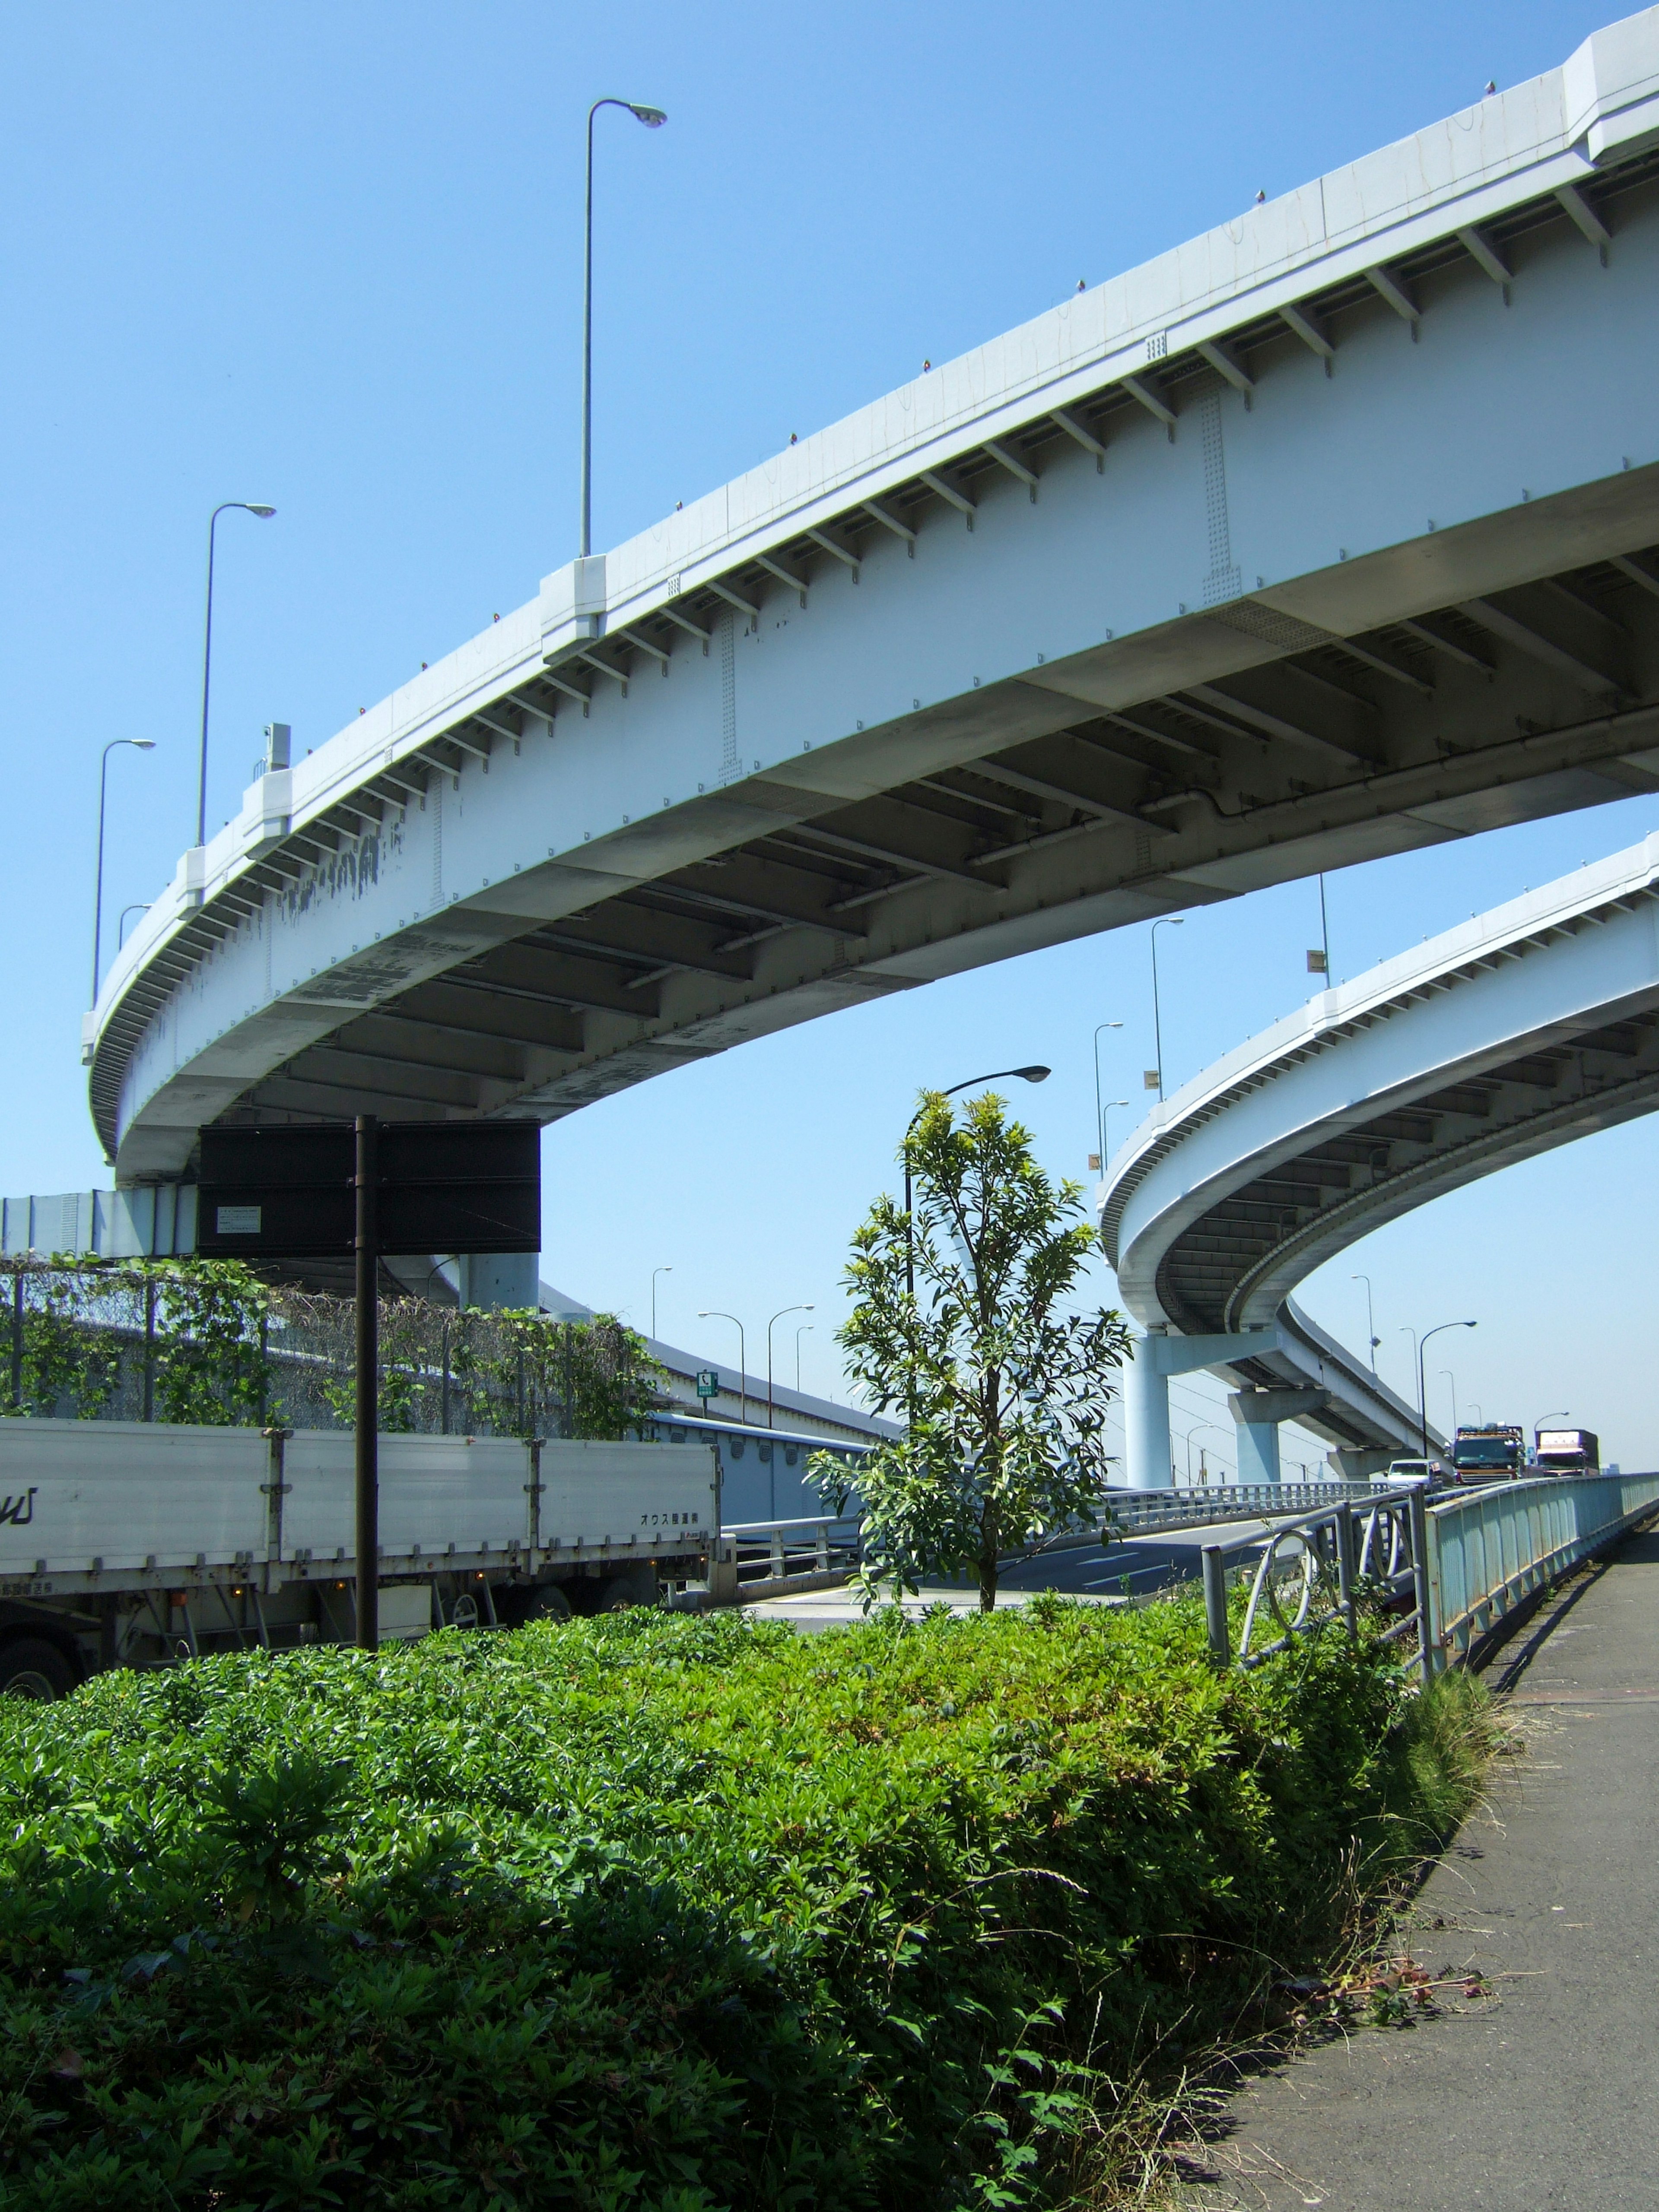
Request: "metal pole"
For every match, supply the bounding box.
[795,1322,812,1392]
[195,501,274,852]
[1352,1273,1376,1373]
[1201,1544,1230,1666]
[1317,872,1331,979]
[1334,1502,1357,1638]
[1092,1021,1122,1163]
[766,1304,813,1429]
[651,1265,671,1339]
[1150,919,1183,1101]
[91,738,155,1006]
[354,1114,379,1650]
[581,100,665,562]
[1407,1480,1436,1677]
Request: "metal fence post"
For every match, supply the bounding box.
[1407,1482,1436,1678]
[1335,1501,1357,1639]
[1201,1544,1230,1667]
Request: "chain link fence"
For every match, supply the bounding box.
[0,1256,664,1440]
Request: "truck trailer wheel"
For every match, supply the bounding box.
[597,1568,658,1613]
[0,1639,74,1701]
[525,1584,573,1622]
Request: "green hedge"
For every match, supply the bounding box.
[0,1601,1465,2209]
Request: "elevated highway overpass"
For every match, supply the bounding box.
[1100,833,1659,1484]
[86,12,1659,1260]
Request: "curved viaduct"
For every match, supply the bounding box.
[1100,833,1659,1485]
[89,13,1659,1251]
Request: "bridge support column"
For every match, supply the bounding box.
[457,1253,540,1310]
[1122,1328,1279,1489]
[1227,1387,1329,1488]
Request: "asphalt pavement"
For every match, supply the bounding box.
[1173,1527,1659,2210]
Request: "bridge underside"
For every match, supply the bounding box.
[92,133,1659,1179]
[226,518,1659,1144]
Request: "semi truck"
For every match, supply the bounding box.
[1535,1427,1600,1473]
[0,1418,723,1699]
[1450,1425,1526,1481]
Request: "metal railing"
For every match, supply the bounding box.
[1198,1473,1659,1676]
[715,1515,862,1599]
[1427,1471,1659,1663]
[1102,1480,1390,1541]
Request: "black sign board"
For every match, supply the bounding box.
[197,1122,540,1258]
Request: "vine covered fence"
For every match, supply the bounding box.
[0,1255,664,1440]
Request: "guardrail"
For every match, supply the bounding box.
[1101,1481,1389,1540]
[1197,1473,1659,1676]
[710,1515,862,1603]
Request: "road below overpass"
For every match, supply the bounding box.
[1172,1527,1659,2210]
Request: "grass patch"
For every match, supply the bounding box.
[0,1596,1488,2209]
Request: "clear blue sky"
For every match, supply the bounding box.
[3,0,1649,1464]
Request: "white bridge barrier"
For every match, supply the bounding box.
[1427,1473,1659,1666]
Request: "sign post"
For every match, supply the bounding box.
[354,1115,378,1650]
[197,1120,541,1651]
[696,1369,719,1403]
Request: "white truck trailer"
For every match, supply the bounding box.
[0,1419,720,1697]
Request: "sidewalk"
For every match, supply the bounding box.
[1178,1527,1659,2211]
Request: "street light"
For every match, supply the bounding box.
[1533,1409,1570,1463]
[1440,1368,1458,1436]
[650,1266,672,1339]
[117,903,152,949]
[795,1322,813,1392]
[1149,918,1184,1101]
[1415,1320,1476,1459]
[699,1310,746,1424]
[1183,1420,1224,1486]
[1092,1022,1123,1166]
[196,501,276,850]
[581,98,667,559]
[1351,1273,1379,1373]
[904,1066,1050,1297]
[766,1304,814,1428]
[91,739,157,1005]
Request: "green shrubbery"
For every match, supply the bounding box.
[0,1600,1479,2209]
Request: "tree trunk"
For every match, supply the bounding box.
[978,1555,999,1612]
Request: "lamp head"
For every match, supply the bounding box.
[629,104,667,126]
[1014,1065,1050,1083]
[131,739,157,751]
[245,504,277,519]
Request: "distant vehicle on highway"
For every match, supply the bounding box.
[1451,1425,1526,1482]
[1534,1427,1600,1474]
[1384,1456,1449,1485]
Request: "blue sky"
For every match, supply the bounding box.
[2,0,1649,1465]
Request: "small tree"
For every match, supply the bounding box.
[814,1090,1130,1610]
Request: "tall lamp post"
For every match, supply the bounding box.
[1183,1420,1224,1486]
[1440,1368,1459,1438]
[766,1304,814,1428]
[794,1322,813,1392]
[91,738,157,1004]
[1091,1022,1122,1164]
[1416,1320,1476,1459]
[581,98,667,559]
[1351,1273,1379,1373]
[904,1066,1049,1298]
[1149,917,1184,1101]
[699,1310,747,1424]
[1533,1409,1570,1466]
[650,1266,672,1339]
[197,501,276,850]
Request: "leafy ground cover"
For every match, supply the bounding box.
[0,1598,1484,2210]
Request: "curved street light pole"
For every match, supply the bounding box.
[904,1066,1050,1298]
[582,98,667,559]
[92,738,157,1005]
[1416,1320,1476,1460]
[1149,918,1184,1101]
[650,1266,672,1339]
[1183,1420,1224,1486]
[1533,1409,1570,1464]
[1351,1273,1379,1373]
[1091,1022,1122,1164]
[117,902,152,950]
[699,1309,746,1425]
[1440,1368,1458,1438]
[196,501,276,851]
[766,1303,814,1428]
[795,1322,813,1392]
